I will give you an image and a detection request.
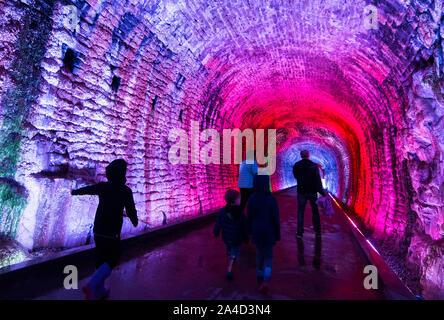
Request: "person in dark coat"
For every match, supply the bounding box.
[213,189,249,279]
[247,174,280,293]
[71,158,138,299]
[292,150,326,238]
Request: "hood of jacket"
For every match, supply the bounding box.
[106,159,127,185]
[254,174,271,193]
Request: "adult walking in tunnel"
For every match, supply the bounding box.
[292,150,326,238]
[247,174,280,294]
[71,159,139,300]
[238,150,258,211]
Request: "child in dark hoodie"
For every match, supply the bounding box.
[71,159,138,299]
[213,189,249,279]
[247,175,280,293]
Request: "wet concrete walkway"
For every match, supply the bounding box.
[38,188,384,300]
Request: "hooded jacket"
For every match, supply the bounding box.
[247,175,280,247]
[72,159,138,237]
[292,159,326,196]
[213,204,249,245]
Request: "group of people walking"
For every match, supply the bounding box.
[70,149,326,299]
[213,174,280,293]
[212,149,326,294]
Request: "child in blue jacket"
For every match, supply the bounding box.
[213,189,249,279]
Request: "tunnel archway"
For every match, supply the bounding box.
[0,0,442,298]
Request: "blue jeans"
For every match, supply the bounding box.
[297,193,321,234]
[226,244,241,261]
[256,245,273,271]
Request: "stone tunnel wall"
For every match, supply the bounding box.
[0,0,238,251]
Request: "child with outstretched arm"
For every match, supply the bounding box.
[71,158,138,299]
[213,189,249,279]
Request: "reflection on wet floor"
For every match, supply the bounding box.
[38,188,384,300]
[296,236,322,269]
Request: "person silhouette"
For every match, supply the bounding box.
[212,189,249,279]
[71,158,138,299]
[292,150,326,238]
[247,174,280,294]
[237,150,258,211]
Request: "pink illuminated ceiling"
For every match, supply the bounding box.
[199,42,405,237]
[101,1,422,243]
[65,0,435,241]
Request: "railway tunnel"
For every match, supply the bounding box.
[0,0,443,299]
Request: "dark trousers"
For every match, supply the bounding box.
[94,235,120,269]
[256,245,274,270]
[297,193,321,234]
[240,188,254,211]
[225,243,241,261]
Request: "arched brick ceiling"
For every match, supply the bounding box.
[163,0,415,239]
